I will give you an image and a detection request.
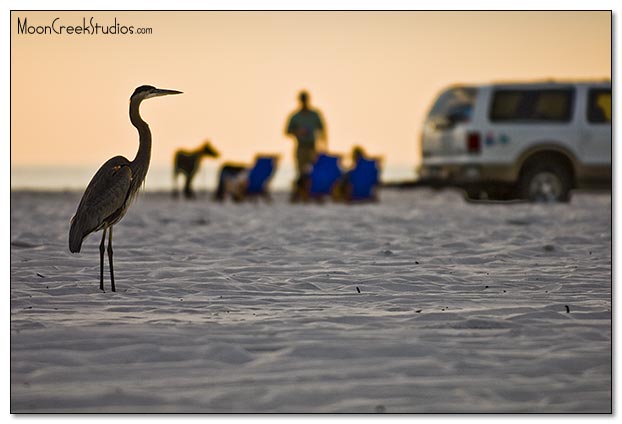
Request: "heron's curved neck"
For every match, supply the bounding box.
[129,97,151,181]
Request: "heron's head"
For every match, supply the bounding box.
[131,85,183,102]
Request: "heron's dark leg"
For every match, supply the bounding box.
[108,226,116,292]
[99,227,107,292]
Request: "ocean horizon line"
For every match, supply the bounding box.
[11,163,418,192]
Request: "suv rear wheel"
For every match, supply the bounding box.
[518,160,572,202]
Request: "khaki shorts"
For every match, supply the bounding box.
[296,144,317,176]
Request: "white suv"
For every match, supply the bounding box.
[418,81,611,201]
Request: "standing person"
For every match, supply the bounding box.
[285,90,327,201]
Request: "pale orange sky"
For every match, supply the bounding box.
[11,11,611,180]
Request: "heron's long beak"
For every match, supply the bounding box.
[154,88,183,97]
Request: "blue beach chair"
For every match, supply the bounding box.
[348,157,380,201]
[246,156,277,197]
[218,155,277,202]
[309,154,342,198]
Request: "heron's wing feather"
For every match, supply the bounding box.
[69,157,132,251]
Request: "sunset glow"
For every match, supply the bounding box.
[11,11,611,189]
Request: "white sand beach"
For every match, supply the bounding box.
[10,188,611,413]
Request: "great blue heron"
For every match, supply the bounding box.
[69,85,182,292]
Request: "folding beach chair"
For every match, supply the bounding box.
[348,157,380,201]
[244,155,277,200]
[246,156,277,195]
[219,155,277,202]
[309,153,342,198]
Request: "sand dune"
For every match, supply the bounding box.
[10,188,611,413]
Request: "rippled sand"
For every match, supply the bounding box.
[10,188,611,412]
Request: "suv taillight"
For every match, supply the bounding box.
[467,132,481,154]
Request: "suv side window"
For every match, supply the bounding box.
[587,88,611,123]
[489,89,574,123]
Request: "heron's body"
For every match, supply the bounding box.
[69,85,182,292]
[69,156,132,252]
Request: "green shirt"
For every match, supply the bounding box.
[286,109,324,146]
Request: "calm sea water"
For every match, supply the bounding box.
[11,164,416,191]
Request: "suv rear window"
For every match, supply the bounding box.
[490,89,574,123]
[428,87,478,125]
[587,88,611,123]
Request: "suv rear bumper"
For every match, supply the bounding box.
[419,162,516,186]
[418,159,611,190]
